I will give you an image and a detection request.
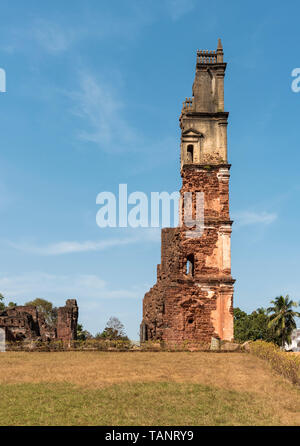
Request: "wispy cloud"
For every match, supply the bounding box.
[32,20,76,53]
[68,72,179,167]
[165,0,195,21]
[0,271,143,302]
[0,6,154,55]
[69,73,139,152]
[7,229,161,256]
[0,20,78,55]
[233,210,278,227]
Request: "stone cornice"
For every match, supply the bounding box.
[177,276,235,286]
[181,111,229,119]
[182,163,231,171]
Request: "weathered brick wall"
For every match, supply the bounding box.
[181,164,230,221]
[0,300,78,342]
[57,299,78,341]
[141,170,234,343]
[0,306,40,341]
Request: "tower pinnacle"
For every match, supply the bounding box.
[217,38,224,62]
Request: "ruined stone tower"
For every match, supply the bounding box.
[141,39,234,344]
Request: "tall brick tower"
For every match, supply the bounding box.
[141,39,234,344]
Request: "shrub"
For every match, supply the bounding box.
[249,340,300,385]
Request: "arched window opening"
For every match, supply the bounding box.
[187,317,194,324]
[186,254,194,277]
[187,145,194,163]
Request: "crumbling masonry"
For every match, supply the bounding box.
[141,40,234,343]
[0,299,78,342]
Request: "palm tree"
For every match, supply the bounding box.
[267,295,300,348]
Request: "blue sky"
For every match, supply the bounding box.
[0,0,300,339]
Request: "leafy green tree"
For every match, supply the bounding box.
[248,308,277,343]
[0,294,17,310]
[233,307,250,342]
[95,317,129,341]
[77,323,92,341]
[267,295,300,348]
[25,298,58,327]
[0,293,5,311]
[234,307,276,343]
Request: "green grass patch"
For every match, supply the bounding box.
[0,381,279,426]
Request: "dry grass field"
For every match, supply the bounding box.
[1,351,300,426]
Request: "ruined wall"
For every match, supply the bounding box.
[141,167,234,343]
[180,165,232,278]
[0,306,40,341]
[142,282,233,343]
[0,300,78,342]
[57,299,78,341]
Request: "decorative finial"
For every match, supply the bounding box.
[217,38,223,62]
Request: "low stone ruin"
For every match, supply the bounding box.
[0,299,78,342]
